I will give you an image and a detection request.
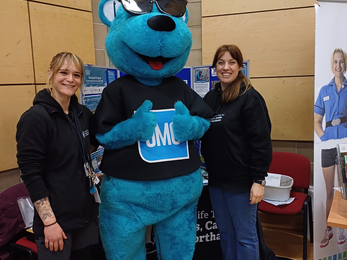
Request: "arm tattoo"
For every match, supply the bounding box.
[34,198,46,206]
[34,197,55,221]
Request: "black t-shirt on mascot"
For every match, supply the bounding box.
[94,74,213,181]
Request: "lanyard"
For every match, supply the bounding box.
[66,110,101,202]
[66,111,89,165]
[66,111,94,191]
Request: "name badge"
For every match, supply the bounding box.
[323,96,330,101]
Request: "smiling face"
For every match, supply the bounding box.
[332,51,346,78]
[215,51,241,91]
[50,60,82,101]
[104,5,192,85]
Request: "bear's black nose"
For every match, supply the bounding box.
[147,15,176,32]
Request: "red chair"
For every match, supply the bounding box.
[10,236,37,260]
[0,183,37,260]
[258,152,313,260]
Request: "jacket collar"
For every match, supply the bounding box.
[34,89,83,116]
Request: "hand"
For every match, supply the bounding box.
[44,222,67,251]
[250,183,264,204]
[172,101,210,141]
[96,100,157,149]
[132,100,157,141]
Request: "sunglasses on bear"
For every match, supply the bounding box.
[118,0,188,17]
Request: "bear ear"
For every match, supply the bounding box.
[98,0,121,27]
[182,7,189,24]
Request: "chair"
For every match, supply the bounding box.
[258,152,313,260]
[0,183,37,260]
[10,236,37,260]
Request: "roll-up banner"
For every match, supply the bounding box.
[314,1,347,259]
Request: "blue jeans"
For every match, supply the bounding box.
[209,183,259,260]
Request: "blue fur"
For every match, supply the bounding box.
[173,101,211,141]
[99,169,203,260]
[99,3,192,86]
[96,100,156,149]
[98,2,208,259]
[98,0,112,27]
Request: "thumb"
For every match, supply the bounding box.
[136,100,152,115]
[174,101,189,115]
[62,231,67,240]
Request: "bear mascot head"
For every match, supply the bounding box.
[99,0,192,86]
[94,1,213,259]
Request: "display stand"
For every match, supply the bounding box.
[327,191,347,229]
[193,185,222,260]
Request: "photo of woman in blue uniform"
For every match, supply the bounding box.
[314,48,347,248]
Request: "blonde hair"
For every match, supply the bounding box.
[331,48,347,74]
[47,52,84,94]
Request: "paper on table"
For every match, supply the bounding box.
[263,197,295,206]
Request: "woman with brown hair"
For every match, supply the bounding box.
[201,44,272,260]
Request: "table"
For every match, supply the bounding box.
[327,191,347,229]
[193,185,222,260]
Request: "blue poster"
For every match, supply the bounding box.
[119,71,127,77]
[84,66,107,95]
[84,94,101,112]
[175,67,192,87]
[106,69,117,84]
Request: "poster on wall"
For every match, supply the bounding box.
[314,2,347,259]
[83,66,118,112]
[193,66,211,97]
[175,67,192,87]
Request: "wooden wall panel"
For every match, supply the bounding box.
[28,0,91,11]
[202,8,315,78]
[29,2,95,84]
[35,84,46,93]
[0,85,36,171]
[202,0,317,17]
[0,0,34,84]
[253,77,314,141]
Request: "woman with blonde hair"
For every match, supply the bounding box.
[314,48,347,248]
[16,52,100,259]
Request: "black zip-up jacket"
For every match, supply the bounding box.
[201,82,272,190]
[16,89,99,236]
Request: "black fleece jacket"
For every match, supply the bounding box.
[201,82,272,190]
[16,89,99,236]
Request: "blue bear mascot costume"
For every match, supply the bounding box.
[94,1,214,259]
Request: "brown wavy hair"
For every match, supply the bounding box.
[212,44,252,103]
